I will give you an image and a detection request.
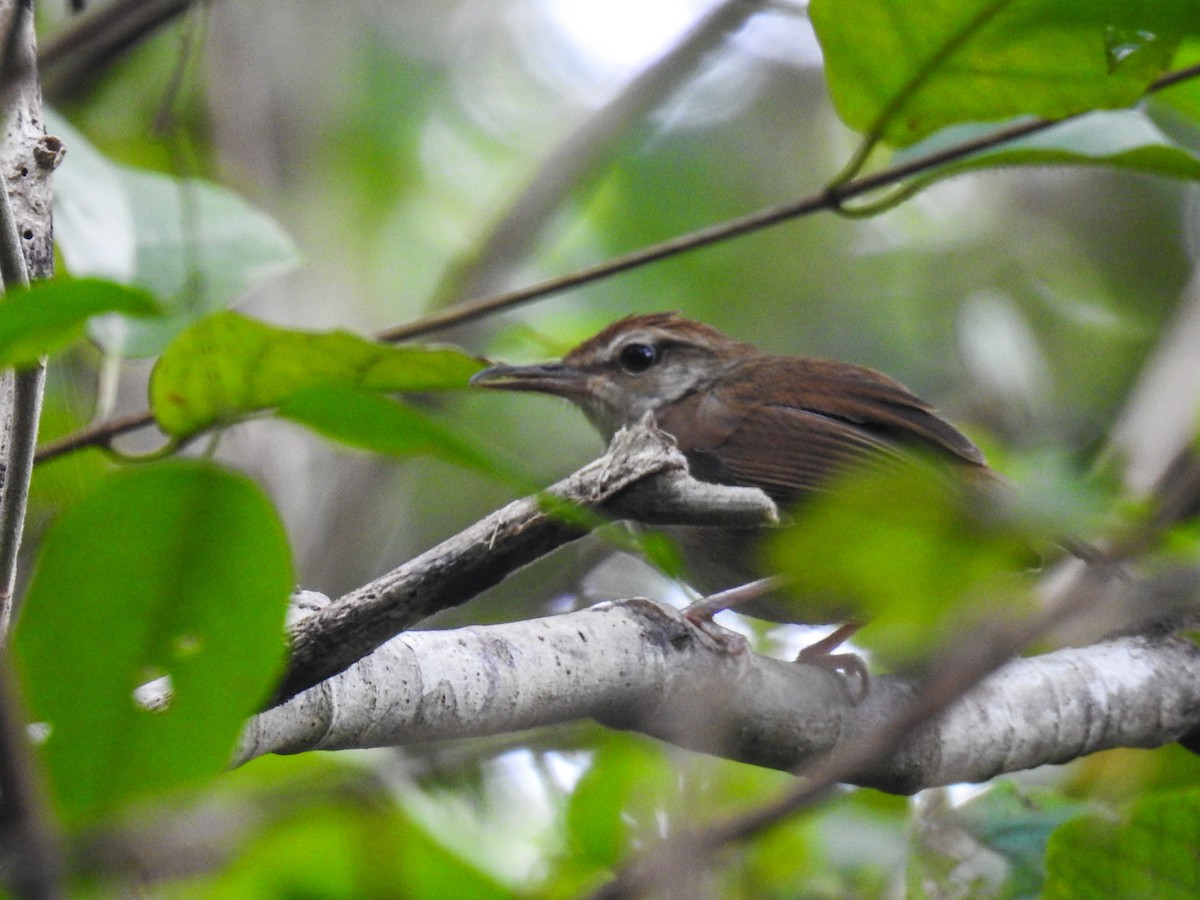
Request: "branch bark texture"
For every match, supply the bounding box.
[241,599,1200,793]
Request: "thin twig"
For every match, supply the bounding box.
[34,408,153,464]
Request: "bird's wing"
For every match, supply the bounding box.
[657,357,985,504]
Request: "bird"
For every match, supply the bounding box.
[470,312,995,680]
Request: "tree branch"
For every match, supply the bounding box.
[0,0,50,633]
[269,419,776,708]
[239,597,1200,788]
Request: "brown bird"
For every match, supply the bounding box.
[471,312,992,670]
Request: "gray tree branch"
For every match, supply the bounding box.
[270,419,777,707]
[239,598,1200,793]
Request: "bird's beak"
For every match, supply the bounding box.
[469,362,589,399]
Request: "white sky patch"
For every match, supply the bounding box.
[538,0,723,75]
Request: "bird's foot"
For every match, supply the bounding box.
[795,622,868,701]
[683,605,749,655]
[681,577,781,621]
[681,579,782,655]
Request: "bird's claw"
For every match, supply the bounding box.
[794,621,868,701]
[795,645,869,701]
[683,606,749,655]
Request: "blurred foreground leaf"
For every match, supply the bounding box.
[766,459,1036,667]
[1044,789,1200,898]
[0,278,160,367]
[176,796,514,899]
[565,740,677,871]
[13,462,293,824]
[150,311,485,438]
[1068,745,1200,803]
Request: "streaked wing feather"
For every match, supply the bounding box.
[740,359,983,462]
[658,357,985,504]
[678,406,900,502]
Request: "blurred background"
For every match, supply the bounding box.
[35,0,1196,615]
[24,1,1200,893]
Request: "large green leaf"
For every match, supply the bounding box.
[49,110,300,357]
[150,311,486,438]
[0,278,160,367]
[811,0,1193,147]
[12,462,293,825]
[1044,789,1200,898]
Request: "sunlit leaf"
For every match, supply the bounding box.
[1044,789,1200,898]
[49,110,301,357]
[811,0,1192,147]
[12,462,293,824]
[0,278,160,367]
[150,311,486,438]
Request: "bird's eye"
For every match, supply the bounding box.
[618,342,658,373]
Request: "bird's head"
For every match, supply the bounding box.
[470,312,757,439]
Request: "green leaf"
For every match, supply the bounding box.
[811,0,1192,147]
[1044,789,1200,899]
[150,311,486,438]
[12,462,293,825]
[0,278,160,367]
[279,383,529,487]
[765,458,1036,667]
[566,739,676,870]
[49,110,301,357]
